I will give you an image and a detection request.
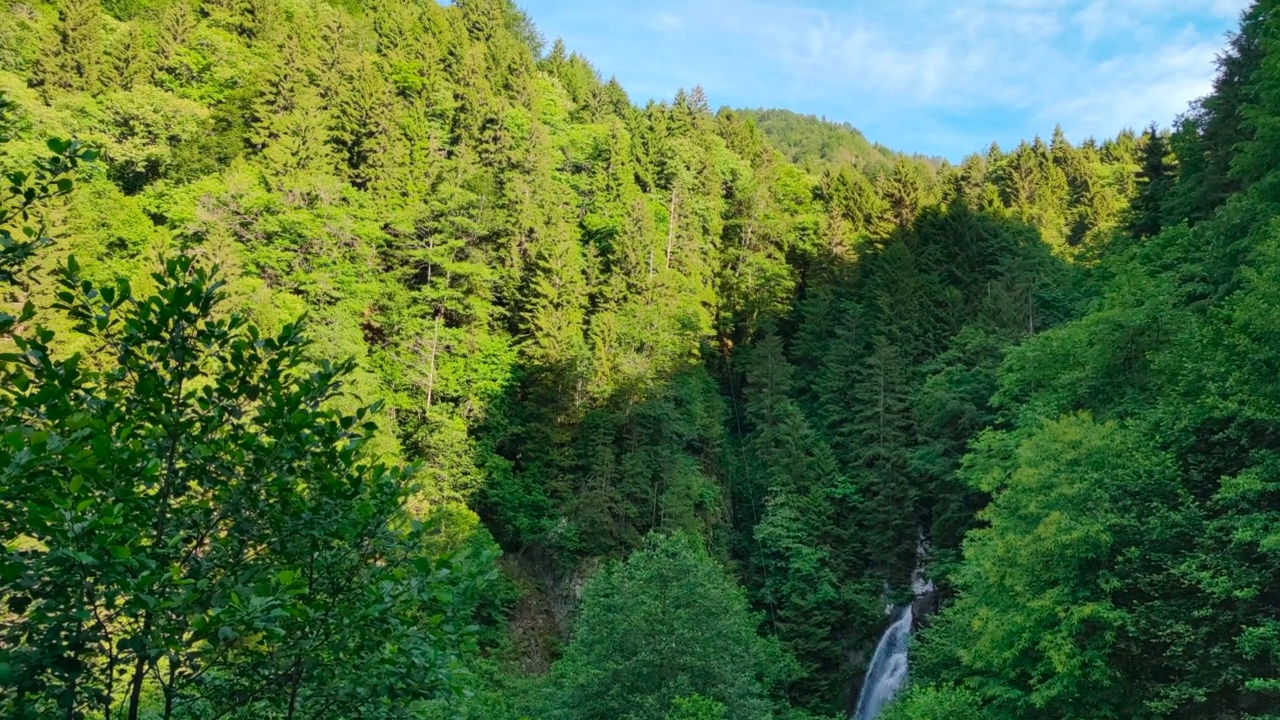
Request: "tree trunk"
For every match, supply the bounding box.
[125,654,146,720]
[666,188,678,270]
[285,662,303,720]
[425,310,441,414]
[126,613,153,720]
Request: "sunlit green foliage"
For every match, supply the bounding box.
[9,1,1280,719]
[546,533,785,720]
[900,5,1280,720]
[0,251,498,719]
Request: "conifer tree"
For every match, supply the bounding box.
[819,165,890,236]
[522,225,589,375]
[849,338,919,580]
[1131,125,1177,238]
[151,0,195,84]
[105,22,149,91]
[331,57,397,188]
[1183,1,1270,218]
[739,332,861,710]
[949,153,990,210]
[1230,9,1280,198]
[217,0,280,38]
[880,157,926,228]
[34,0,103,95]
[602,77,633,119]
[248,32,337,191]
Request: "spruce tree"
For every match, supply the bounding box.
[331,57,397,189]
[34,0,103,95]
[740,332,860,711]
[105,22,149,91]
[151,0,195,85]
[880,157,926,228]
[1131,125,1177,239]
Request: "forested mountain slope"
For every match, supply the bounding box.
[734,109,898,174]
[891,4,1280,718]
[1,0,1276,719]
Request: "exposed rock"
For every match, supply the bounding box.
[910,584,940,629]
[501,545,602,674]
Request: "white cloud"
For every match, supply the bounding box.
[665,1,1244,130]
[527,0,1254,155]
[1041,38,1224,134]
[651,12,684,32]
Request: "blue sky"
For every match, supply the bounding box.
[517,0,1252,160]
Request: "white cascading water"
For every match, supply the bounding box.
[851,605,913,720]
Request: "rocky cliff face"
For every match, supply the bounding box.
[910,582,940,630]
[502,548,601,673]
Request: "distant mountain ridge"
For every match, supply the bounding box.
[738,108,943,173]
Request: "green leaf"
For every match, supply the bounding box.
[69,551,98,566]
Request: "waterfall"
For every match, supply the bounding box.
[851,539,935,720]
[851,605,913,720]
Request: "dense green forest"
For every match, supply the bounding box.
[733,109,897,174]
[2,0,1279,718]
